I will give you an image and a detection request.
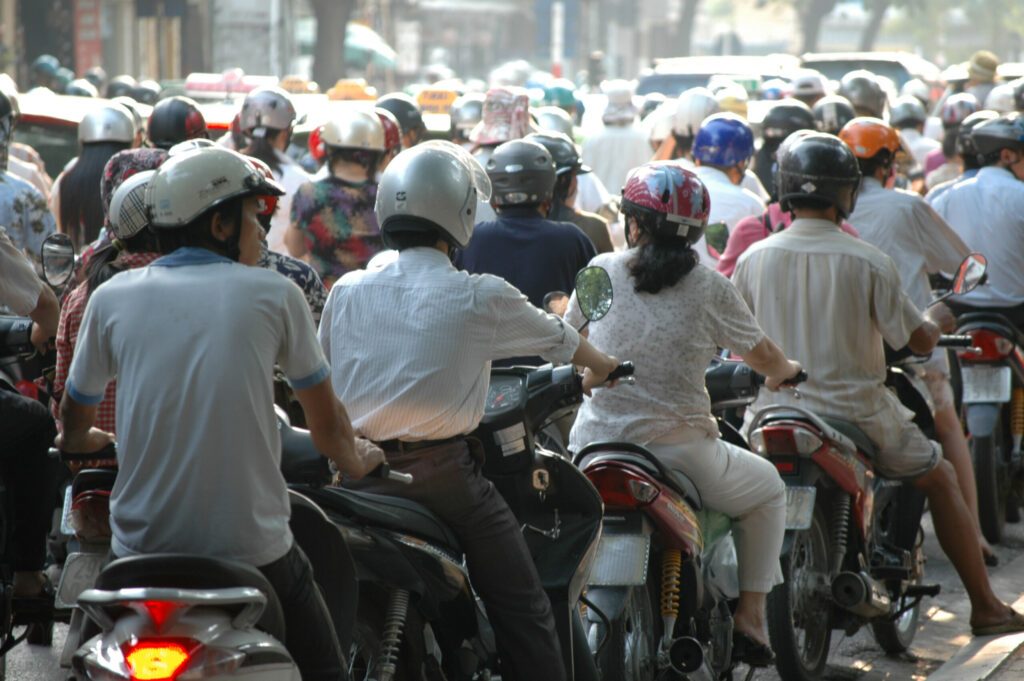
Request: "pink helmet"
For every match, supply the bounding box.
[621,161,710,245]
[375,107,402,155]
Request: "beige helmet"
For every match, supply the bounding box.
[240,86,298,136]
[146,146,284,229]
[375,140,491,248]
[108,170,156,240]
[321,109,385,151]
[79,104,136,144]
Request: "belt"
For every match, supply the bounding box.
[374,435,466,454]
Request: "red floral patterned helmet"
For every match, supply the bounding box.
[308,125,326,163]
[247,156,279,217]
[620,161,710,244]
[375,107,402,155]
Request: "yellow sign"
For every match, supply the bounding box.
[416,88,458,115]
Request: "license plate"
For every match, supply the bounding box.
[962,365,1012,404]
[59,485,74,536]
[588,534,650,586]
[785,486,816,530]
[55,551,107,609]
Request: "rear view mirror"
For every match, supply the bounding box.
[575,266,613,322]
[40,233,76,288]
[952,253,987,296]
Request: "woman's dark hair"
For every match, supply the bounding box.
[153,197,245,257]
[626,212,698,295]
[856,150,893,179]
[381,217,443,251]
[60,141,131,249]
[327,147,381,179]
[941,125,959,160]
[242,130,285,175]
[83,228,161,295]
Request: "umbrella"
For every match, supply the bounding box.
[345,23,396,70]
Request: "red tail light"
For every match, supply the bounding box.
[961,329,1015,362]
[585,465,660,509]
[70,490,112,540]
[122,638,198,680]
[750,425,823,456]
[772,458,800,475]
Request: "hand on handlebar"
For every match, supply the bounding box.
[581,354,620,395]
[352,437,386,479]
[55,427,115,456]
[926,302,957,334]
[765,361,804,392]
[29,322,53,355]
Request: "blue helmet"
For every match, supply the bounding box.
[692,113,754,167]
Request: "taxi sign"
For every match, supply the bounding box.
[416,88,458,115]
[327,78,377,101]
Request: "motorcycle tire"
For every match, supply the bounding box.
[25,619,53,646]
[767,504,832,681]
[870,528,924,654]
[348,590,413,681]
[972,418,1008,545]
[593,585,656,681]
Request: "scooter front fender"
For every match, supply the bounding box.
[965,403,1002,438]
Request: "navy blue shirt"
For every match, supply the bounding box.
[458,206,597,310]
[457,206,597,366]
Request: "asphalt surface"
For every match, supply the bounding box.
[7,508,1024,680]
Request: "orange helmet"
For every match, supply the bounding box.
[838,117,901,160]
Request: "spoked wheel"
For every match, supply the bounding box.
[768,504,832,681]
[973,412,1010,544]
[591,585,656,681]
[871,527,924,653]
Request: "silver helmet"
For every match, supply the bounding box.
[321,109,385,151]
[79,105,136,144]
[375,140,491,248]
[239,86,298,136]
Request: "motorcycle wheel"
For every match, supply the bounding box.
[870,528,924,653]
[973,413,1009,544]
[348,593,411,681]
[767,504,832,681]
[593,585,656,681]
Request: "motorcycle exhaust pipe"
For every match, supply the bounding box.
[668,636,704,675]
[832,571,891,618]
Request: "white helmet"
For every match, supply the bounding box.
[240,86,298,136]
[791,70,829,101]
[321,109,385,151]
[167,138,217,156]
[533,105,574,137]
[985,83,1016,114]
[79,105,136,144]
[375,140,491,248]
[108,170,156,240]
[146,147,284,229]
[645,100,676,143]
[900,77,931,106]
[673,87,720,138]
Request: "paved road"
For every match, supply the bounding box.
[8,511,1024,680]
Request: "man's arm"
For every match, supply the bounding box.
[57,393,114,453]
[293,379,384,480]
[744,337,803,390]
[29,285,59,353]
[908,318,941,356]
[572,335,620,393]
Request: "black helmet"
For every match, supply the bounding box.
[83,66,107,92]
[812,94,857,135]
[376,93,425,139]
[132,80,162,106]
[838,70,886,118]
[147,96,209,150]
[777,132,862,218]
[524,131,588,176]
[31,55,59,83]
[106,75,137,99]
[486,139,557,206]
[65,78,98,98]
[0,88,20,123]
[957,110,999,162]
[761,99,815,143]
[1013,78,1024,113]
[970,112,1024,160]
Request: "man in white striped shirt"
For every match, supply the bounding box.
[319,142,619,680]
[734,133,1024,637]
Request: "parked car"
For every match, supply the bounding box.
[800,51,940,90]
[637,55,801,98]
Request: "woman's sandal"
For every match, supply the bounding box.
[732,630,776,667]
[972,609,1024,637]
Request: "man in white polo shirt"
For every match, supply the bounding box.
[58,146,383,681]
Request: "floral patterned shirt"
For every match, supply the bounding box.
[290,176,380,287]
[0,171,56,266]
[258,246,328,324]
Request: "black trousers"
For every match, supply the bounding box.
[0,388,58,571]
[349,440,567,681]
[257,545,348,681]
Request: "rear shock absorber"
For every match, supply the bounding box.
[378,588,410,681]
[1011,387,1024,460]
[831,494,851,575]
[660,549,682,652]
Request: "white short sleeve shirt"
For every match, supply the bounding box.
[66,248,329,566]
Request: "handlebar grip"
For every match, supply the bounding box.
[370,462,414,485]
[782,369,808,387]
[938,334,975,348]
[608,362,635,381]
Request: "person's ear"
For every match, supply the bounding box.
[209,209,234,243]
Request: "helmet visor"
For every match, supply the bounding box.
[420,140,492,202]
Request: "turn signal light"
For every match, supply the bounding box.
[123,639,197,680]
[750,426,823,456]
[586,466,661,509]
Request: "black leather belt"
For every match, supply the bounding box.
[374,435,466,454]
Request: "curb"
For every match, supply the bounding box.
[927,583,1024,681]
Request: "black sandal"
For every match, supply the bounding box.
[733,630,775,667]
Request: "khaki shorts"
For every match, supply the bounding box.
[858,405,941,481]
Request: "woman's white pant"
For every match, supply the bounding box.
[645,428,786,593]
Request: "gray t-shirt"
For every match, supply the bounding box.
[67,248,329,566]
[567,250,764,447]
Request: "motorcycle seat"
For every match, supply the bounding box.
[302,486,462,552]
[760,412,878,459]
[956,312,1024,346]
[575,442,703,510]
[94,554,286,642]
[71,468,118,497]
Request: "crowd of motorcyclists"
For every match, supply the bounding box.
[3,43,1024,681]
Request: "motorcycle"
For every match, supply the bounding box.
[953,254,1024,543]
[752,254,985,681]
[291,266,631,681]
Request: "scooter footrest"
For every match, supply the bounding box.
[904,583,941,598]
